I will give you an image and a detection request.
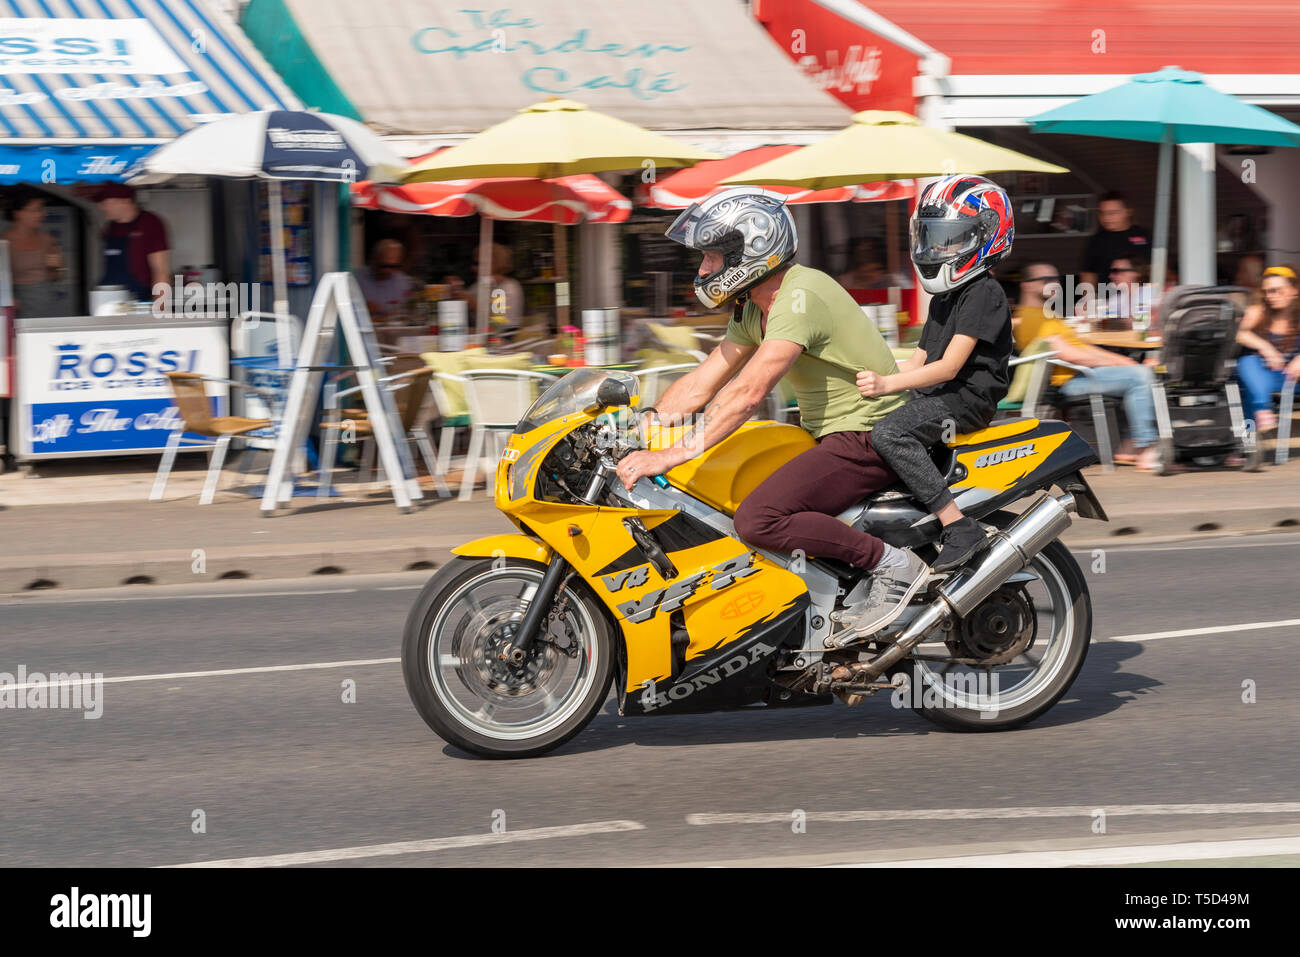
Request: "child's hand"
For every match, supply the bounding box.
[856,370,891,397]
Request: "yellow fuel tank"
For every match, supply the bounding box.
[660,422,815,515]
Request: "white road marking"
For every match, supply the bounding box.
[687,802,1300,826]
[164,820,647,867]
[379,585,422,591]
[3,657,399,692]
[1102,618,1300,643]
[0,587,358,606]
[1073,536,1300,555]
[5,617,1292,694]
[834,835,1300,868]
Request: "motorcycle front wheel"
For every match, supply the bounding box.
[402,556,614,758]
[896,534,1091,731]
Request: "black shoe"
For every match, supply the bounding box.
[932,518,990,572]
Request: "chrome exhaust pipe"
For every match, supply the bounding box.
[862,492,1075,680]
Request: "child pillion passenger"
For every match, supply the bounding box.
[847,174,1015,635]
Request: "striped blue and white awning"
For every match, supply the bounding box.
[0,0,301,144]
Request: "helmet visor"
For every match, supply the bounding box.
[665,202,708,250]
[911,216,986,265]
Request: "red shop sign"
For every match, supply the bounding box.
[753,0,919,114]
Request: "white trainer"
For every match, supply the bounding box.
[840,549,931,637]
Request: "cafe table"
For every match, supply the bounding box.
[531,361,640,376]
[1081,331,1163,351]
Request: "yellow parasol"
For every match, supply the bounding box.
[721,111,1068,188]
[401,99,721,183]
[401,99,720,333]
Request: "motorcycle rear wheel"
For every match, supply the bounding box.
[402,556,614,758]
[897,535,1091,731]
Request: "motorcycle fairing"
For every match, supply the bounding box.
[617,594,809,716]
[497,420,812,698]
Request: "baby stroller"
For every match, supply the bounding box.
[1150,285,1261,474]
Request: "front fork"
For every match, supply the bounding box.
[502,458,616,661]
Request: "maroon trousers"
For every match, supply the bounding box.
[733,430,897,570]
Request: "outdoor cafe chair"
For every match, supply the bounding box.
[1273,377,1296,466]
[1015,346,1119,471]
[150,372,278,505]
[451,369,557,501]
[631,362,698,407]
[316,364,450,500]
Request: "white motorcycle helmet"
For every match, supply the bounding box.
[665,186,798,309]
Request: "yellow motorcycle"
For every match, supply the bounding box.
[402,369,1107,758]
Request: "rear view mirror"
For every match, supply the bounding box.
[594,377,630,410]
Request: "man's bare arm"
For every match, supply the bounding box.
[652,337,755,425]
[675,339,802,459]
[613,338,795,488]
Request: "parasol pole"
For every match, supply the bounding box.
[553,203,570,333]
[885,196,901,282]
[477,213,493,344]
[1150,129,1174,298]
[268,177,289,322]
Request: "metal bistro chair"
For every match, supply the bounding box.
[151,372,277,505]
[1273,377,1297,466]
[428,370,471,483]
[451,369,556,500]
[1016,348,1120,471]
[317,364,451,499]
[631,362,698,407]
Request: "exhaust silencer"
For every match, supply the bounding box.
[940,491,1075,618]
[863,492,1075,680]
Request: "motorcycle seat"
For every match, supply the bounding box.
[947,418,1039,448]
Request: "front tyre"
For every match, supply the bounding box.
[900,537,1091,731]
[402,556,614,758]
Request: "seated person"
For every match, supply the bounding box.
[856,176,1014,632]
[1236,265,1300,434]
[1096,256,1150,329]
[1015,262,1160,470]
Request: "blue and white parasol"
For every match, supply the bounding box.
[128,110,406,320]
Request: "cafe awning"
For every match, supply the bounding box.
[240,0,853,154]
[0,0,300,154]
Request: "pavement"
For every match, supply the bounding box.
[0,448,1297,593]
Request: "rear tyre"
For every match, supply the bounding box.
[402,556,614,758]
[901,536,1091,732]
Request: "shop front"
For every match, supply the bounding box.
[0,0,304,465]
[754,0,1300,289]
[239,0,853,337]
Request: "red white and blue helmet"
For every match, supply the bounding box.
[910,174,1013,294]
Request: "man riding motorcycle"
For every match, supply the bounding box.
[615,186,929,632]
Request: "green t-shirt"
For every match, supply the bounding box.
[725,264,906,437]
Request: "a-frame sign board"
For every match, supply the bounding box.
[260,272,422,514]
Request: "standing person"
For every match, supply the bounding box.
[612,187,922,633]
[1014,262,1161,470]
[1235,253,1265,294]
[355,238,415,321]
[94,184,170,304]
[467,242,525,336]
[1080,191,1152,288]
[1236,265,1300,434]
[2,187,64,318]
[857,175,1015,586]
[838,237,913,291]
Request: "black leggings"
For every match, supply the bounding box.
[871,396,976,514]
